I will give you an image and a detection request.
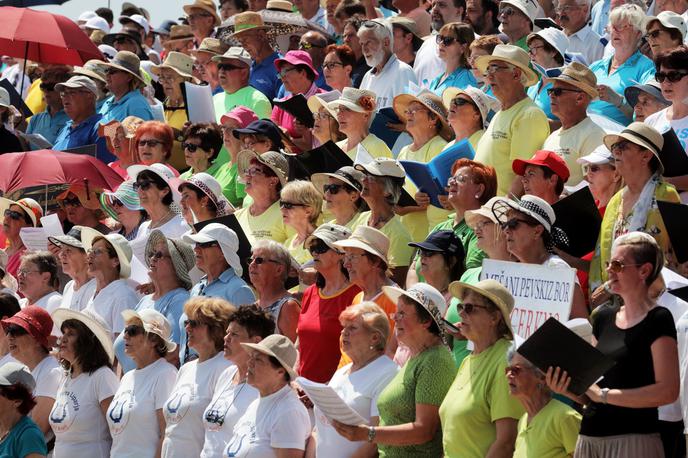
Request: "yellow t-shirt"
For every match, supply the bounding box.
[336,133,392,161]
[513,399,582,458]
[25,78,45,121]
[443,129,484,153]
[235,200,290,245]
[164,105,189,172]
[284,233,312,265]
[542,117,607,186]
[397,135,450,242]
[439,338,525,458]
[355,212,413,268]
[327,213,362,231]
[474,98,550,196]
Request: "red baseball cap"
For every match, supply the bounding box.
[274,50,319,80]
[512,150,570,182]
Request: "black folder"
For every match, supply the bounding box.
[273,94,314,128]
[552,187,602,257]
[658,128,688,178]
[657,200,688,263]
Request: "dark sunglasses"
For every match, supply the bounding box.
[308,240,331,255]
[217,63,243,71]
[279,201,306,210]
[184,319,201,328]
[133,179,155,191]
[150,250,170,260]
[456,302,490,314]
[323,183,349,194]
[605,259,642,273]
[195,240,219,249]
[39,82,56,92]
[105,68,125,75]
[501,218,532,230]
[546,87,583,97]
[111,198,124,208]
[61,197,82,207]
[3,209,23,221]
[436,34,458,46]
[655,70,688,83]
[113,37,135,45]
[4,324,28,337]
[183,142,203,152]
[138,139,162,147]
[124,324,145,337]
[451,98,476,109]
[248,256,281,265]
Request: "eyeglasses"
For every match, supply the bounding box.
[299,41,324,50]
[278,67,299,79]
[485,64,511,75]
[582,164,603,174]
[279,201,306,210]
[150,250,170,260]
[554,4,582,14]
[451,98,476,109]
[248,256,281,265]
[655,70,688,83]
[645,29,664,40]
[244,167,267,177]
[183,142,203,152]
[184,319,201,328]
[419,249,440,258]
[528,45,545,55]
[17,269,41,277]
[436,34,457,46]
[499,6,516,17]
[504,365,525,376]
[404,106,429,116]
[610,140,633,154]
[322,62,344,70]
[61,196,82,208]
[111,198,124,208]
[456,302,490,314]
[138,139,162,148]
[4,324,28,337]
[605,259,643,273]
[133,180,155,191]
[217,63,243,72]
[308,240,331,255]
[60,90,88,98]
[40,82,56,92]
[547,87,583,97]
[195,241,220,249]
[123,324,145,337]
[313,112,332,120]
[501,218,533,230]
[323,183,348,194]
[447,174,472,186]
[343,253,367,262]
[87,247,109,257]
[3,209,23,221]
[472,220,494,232]
[188,12,213,20]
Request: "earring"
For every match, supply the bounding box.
[369,345,375,350]
[474,194,480,199]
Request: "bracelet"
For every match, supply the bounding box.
[367,426,376,443]
[600,387,610,404]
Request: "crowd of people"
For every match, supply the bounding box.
[0,0,687,456]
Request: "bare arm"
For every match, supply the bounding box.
[350,417,380,458]
[156,409,166,458]
[569,284,589,319]
[278,299,301,343]
[275,449,305,458]
[29,396,54,438]
[485,418,518,458]
[100,396,114,439]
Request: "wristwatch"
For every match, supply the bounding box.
[600,387,610,404]
[367,426,376,443]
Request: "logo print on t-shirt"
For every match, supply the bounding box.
[108,390,134,435]
[49,390,80,432]
[164,384,194,424]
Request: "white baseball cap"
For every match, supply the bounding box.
[119,14,150,35]
[85,16,111,33]
[576,145,614,165]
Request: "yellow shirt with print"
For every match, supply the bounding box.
[355,211,414,268]
[542,117,606,185]
[235,200,290,245]
[336,133,392,161]
[164,104,189,172]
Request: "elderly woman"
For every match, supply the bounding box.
[179,123,224,179]
[280,180,323,265]
[81,228,139,335]
[588,4,656,125]
[215,107,258,207]
[625,80,670,122]
[355,158,414,285]
[56,184,110,233]
[48,227,97,312]
[17,252,62,313]
[235,150,291,244]
[233,119,285,155]
[645,11,685,60]
[297,223,361,383]
[0,197,43,278]
[443,87,497,150]
[333,283,456,455]
[577,147,622,210]
[100,181,148,240]
[107,309,178,457]
[492,195,589,319]
[589,123,680,302]
[99,116,143,177]
[133,121,175,167]
[129,163,188,241]
[162,297,234,458]
[308,90,346,146]
[468,35,501,94]
[225,334,310,456]
[429,23,477,97]
[113,230,194,373]
[49,308,119,458]
[526,28,569,123]
[312,166,366,229]
[248,240,300,342]
[548,232,679,457]
[323,45,355,93]
[439,279,524,457]
[309,302,399,457]
[201,305,274,457]
[329,87,392,160]
[506,349,581,458]
[99,50,154,123]
[2,306,61,441]
[411,230,465,304]
[0,363,47,458]
[178,173,233,225]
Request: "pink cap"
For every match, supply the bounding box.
[274,50,319,79]
[220,106,259,128]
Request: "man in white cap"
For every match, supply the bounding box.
[25,66,71,148]
[498,0,538,50]
[557,0,605,65]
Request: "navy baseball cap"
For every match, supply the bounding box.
[232,119,284,149]
[409,230,464,258]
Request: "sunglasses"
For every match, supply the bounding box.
[4,324,28,337]
[184,319,201,328]
[61,197,82,207]
[40,82,56,92]
[499,6,516,16]
[323,183,349,194]
[195,240,219,249]
[150,250,170,260]
[645,29,663,39]
[111,198,124,208]
[456,302,490,314]
[248,256,281,265]
[133,180,155,191]
[138,139,162,148]
[183,142,203,152]
[655,70,688,83]
[485,64,511,75]
[3,209,23,221]
[451,98,476,109]
[501,218,533,230]
[309,240,331,255]
[435,35,458,46]
[124,324,145,337]
[605,259,642,273]
[546,87,583,97]
[217,63,243,71]
[299,41,324,50]
[279,201,306,210]
[278,67,299,79]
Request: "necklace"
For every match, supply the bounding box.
[369,212,393,229]
[150,209,175,229]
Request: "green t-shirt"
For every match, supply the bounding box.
[211,161,247,208]
[444,267,482,368]
[514,399,582,458]
[212,85,272,121]
[439,338,525,458]
[377,345,457,458]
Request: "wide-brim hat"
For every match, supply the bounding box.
[122,308,177,352]
[56,183,102,210]
[327,87,376,114]
[382,283,448,335]
[393,90,452,141]
[448,279,515,339]
[183,0,222,26]
[1,305,54,350]
[475,44,538,87]
[545,61,598,99]
[241,334,298,380]
[491,194,570,249]
[100,50,146,86]
[164,25,195,44]
[151,51,195,80]
[311,165,365,193]
[72,59,108,84]
[464,196,502,229]
[48,225,86,250]
[175,172,234,217]
[237,150,289,186]
[266,0,294,11]
[603,122,664,174]
[304,223,352,251]
[81,227,133,279]
[99,180,143,221]
[144,229,195,290]
[333,225,389,265]
[102,28,142,50]
[388,16,424,49]
[624,79,669,108]
[307,90,341,118]
[0,197,42,227]
[230,11,270,38]
[182,223,243,276]
[274,50,319,80]
[442,86,499,128]
[52,308,115,363]
[192,37,229,57]
[354,157,406,179]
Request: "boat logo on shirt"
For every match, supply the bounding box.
[108,390,134,435]
[49,390,80,432]
[164,383,194,424]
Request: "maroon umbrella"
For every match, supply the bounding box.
[0,150,124,194]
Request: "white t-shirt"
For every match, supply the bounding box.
[224,384,310,457]
[677,308,688,433]
[0,352,17,367]
[200,364,260,458]
[49,366,120,458]
[107,358,178,458]
[645,107,688,152]
[60,278,97,312]
[31,355,61,399]
[315,356,399,458]
[360,55,418,109]
[84,279,139,334]
[22,290,63,315]
[134,215,189,243]
[413,35,444,89]
[161,352,232,458]
[656,292,688,423]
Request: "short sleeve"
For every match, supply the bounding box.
[509,107,549,162]
[14,420,48,457]
[154,366,179,410]
[489,357,526,422]
[648,306,678,342]
[270,405,310,450]
[94,367,120,402]
[34,366,62,399]
[414,348,456,406]
[253,96,272,120]
[231,283,257,306]
[556,405,582,454]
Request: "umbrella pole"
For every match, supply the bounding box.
[44,185,48,214]
[20,41,28,100]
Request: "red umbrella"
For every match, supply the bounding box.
[0,150,124,194]
[0,7,103,66]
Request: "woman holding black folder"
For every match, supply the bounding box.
[547,232,680,458]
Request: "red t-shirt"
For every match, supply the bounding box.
[297,283,361,383]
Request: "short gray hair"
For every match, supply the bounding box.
[357,20,393,48]
[609,3,647,34]
[252,239,293,282]
[380,176,403,206]
[506,346,544,377]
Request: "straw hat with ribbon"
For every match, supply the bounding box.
[151,51,195,80]
[230,11,270,39]
[52,308,115,363]
[100,51,146,86]
[545,61,599,99]
[393,89,453,141]
[603,122,665,174]
[491,195,570,250]
[164,25,195,45]
[448,279,515,339]
[474,44,539,87]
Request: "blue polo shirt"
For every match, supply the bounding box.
[528,80,558,121]
[53,112,115,163]
[250,51,282,102]
[98,89,155,123]
[26,108,70,148]
[588,50,655,126]
[591,0,611,36]
[429,67,477,97]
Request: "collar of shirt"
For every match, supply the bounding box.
[372,54,399,76]
[568,24,595,41]
[67,112,102,131]
[200,267,237,287]
[108,90,141,108]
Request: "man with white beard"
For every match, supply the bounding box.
[358,19,418,108]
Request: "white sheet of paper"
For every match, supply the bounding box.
[40,214,64,237]
[19,227,48,251]
[129,237,149,265]
[295,377,367,426]
[354,143,374,166]
[184,82,216,124]
[17,132,52,149]
[129,256,150,285]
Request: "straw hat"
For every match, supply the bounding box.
[0,362,35,391]
[80,227,133,279]
[183,223,244,276]
[545,61,598,99]
[448,279,515,338]
[311,165,365,193]
[241,334,298,380]
[237,150,290,186]
[304,223,352,251]
[192,38,229,57]
[52,308,114,363]
[442,86,499,129]
[164,25,195,44]
[388,16,424,49]
[177,172,234,217]
[603,122,664,174]
[99,181,143,221]
[327,87,377,113]
[230,11,270,38]
[183,0,222,26]
[382,283,448,335]
[122,308,177,352]
[474,44,538,87]
[393,90,453,141]
[266,0,294,11]
[307,90,341,118]
[144,229,195,289]
[1,305,54,350]
[464,196,502,229]
[56,183,102,211]
[100,51,146,86]
[333,225,389,265]
[151,52,195,80]
[72,59,108,84]
[0,197,43,227]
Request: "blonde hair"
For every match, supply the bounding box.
[339,301,390,351]
[280,180,323,226]
[609,4,647,35]
[184,297,236,351]
[612,231,664,286]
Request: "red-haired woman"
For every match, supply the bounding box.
[134,121,175,168]
[323,44,356,93]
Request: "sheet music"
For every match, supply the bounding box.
[295,377,367,426]
[17,132,52,149]
[19,227,48,251]
[40,214,64,237]
[183,82,216,123]
[354,143,374,165]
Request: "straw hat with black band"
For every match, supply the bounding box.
[393,90,453,141]
[603,122,665,174]
[311,166,365,194]
[474,44,539,88]
[448,279,515,339]
[99,50,147,87]
[545,61,599,99]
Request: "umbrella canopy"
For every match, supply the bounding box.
[0,150,124,194]
[0,0,69,6]
[0,6,103,66]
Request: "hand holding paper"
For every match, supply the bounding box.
[295,377,367,426]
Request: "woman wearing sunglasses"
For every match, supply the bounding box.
[162,297,234,458]
[442,87,497,151]
[644,12,685,60]
[0,197,43,279]
[279,180,323,266]
[133,121,176,168]
[297,223,361,383]
[100,181,148,241]
[548,232,679,458]
[179,123,224,180]
[56,184,111,234]
[108,309,178,458]
[428,23,477,97]
[312,166,367,229]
